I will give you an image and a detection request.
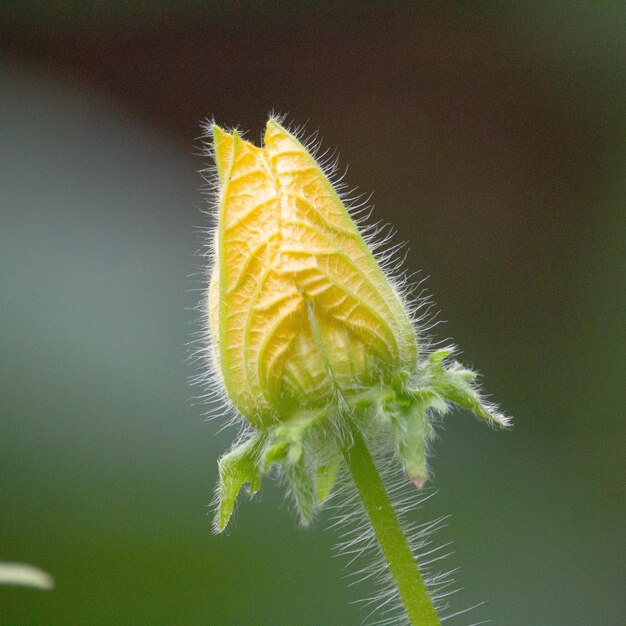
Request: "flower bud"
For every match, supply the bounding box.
[206,118,511,531]
[208,120,417,428]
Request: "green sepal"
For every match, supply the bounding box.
[390,403,433,481]
[264,408,328,524]
[371,349,510,484]
[286,459,316,525]
[424,348,511,427]
[374,387,436,483]
[257,408,345,524]
[214,433,267,533]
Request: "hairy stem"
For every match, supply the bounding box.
[343,425,440,626]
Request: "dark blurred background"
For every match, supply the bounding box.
[1,3,624,625]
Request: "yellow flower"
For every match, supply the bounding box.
[208,119,416,428]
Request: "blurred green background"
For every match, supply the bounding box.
[1,3,624,624]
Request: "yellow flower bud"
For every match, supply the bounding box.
[208,119,417,428]
[205,118,510,534]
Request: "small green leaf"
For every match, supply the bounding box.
[214,434,266,533]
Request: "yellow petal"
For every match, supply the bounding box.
[212,123,234,181]
[209,120,416,426]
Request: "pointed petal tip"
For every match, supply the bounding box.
[211,123,226,141]
[211,125,236,179]
[266,112,285,126]
[264,116,290,143]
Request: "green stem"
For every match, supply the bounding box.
[343,426,440,626]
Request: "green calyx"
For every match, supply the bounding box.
[213,348,510,533]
